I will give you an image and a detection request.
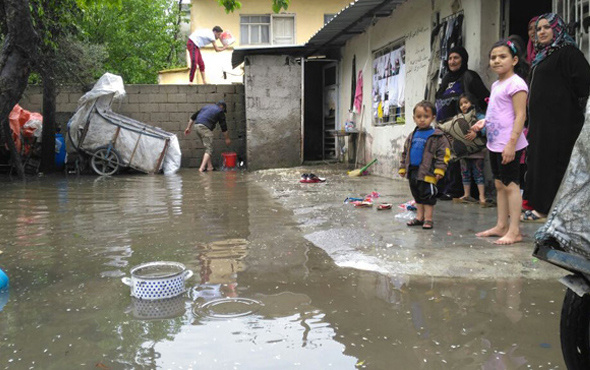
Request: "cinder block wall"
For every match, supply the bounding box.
[19,84,246,168]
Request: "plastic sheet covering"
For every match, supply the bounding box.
[67,73,181,174]
[536,101,590,259]
[163,135,181,175]
[9,104,43,152]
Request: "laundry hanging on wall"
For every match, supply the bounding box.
[372,44,406,124]
[424,11,464,101]
[354,70,363,114]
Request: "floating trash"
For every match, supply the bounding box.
[194,297,264,319]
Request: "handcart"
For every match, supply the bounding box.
[67,73,181,176]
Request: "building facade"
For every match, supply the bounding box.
[159,0,351,85]
[238,0,590,173]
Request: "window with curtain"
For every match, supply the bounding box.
[240,15,295,45]
[240,15,271,45]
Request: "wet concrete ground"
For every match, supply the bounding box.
[0,168,567,369]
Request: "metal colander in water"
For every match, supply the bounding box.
[122,261,193,300]
[133,263,184,279]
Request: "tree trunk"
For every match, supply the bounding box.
[40,67,57,173]
[0,0,38,180]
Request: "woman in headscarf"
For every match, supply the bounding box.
[523,13,590,221]
[526,16,540,64]
[435,46,490,199]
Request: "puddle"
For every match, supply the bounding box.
[194,297,264,319]
[0,171,569,369]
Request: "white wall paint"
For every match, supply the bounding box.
[338,0,500,178]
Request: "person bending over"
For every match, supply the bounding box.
[184,101,231,172]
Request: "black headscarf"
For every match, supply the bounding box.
[434,46,489,120]
[436,46,469,97]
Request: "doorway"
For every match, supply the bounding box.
[303,59,338,161]
[503,0,552,44]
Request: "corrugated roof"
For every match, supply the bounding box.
[231,0,406,68]
[305,0,406,55]
[231,45,308,69]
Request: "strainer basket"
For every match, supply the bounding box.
[122,261,193,300]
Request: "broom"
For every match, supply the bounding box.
[348,158,377,177]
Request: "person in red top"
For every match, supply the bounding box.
[187,26,226,84]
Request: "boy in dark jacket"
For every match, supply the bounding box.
[399,100,451,229]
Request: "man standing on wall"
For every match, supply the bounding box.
[187,26,226,84]
[184,101,231,172]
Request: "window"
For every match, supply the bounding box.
[324,14,336,25]
[272,15,295,45]
[240,15,271,45]
[240,15,295,45]
[372,42,406,126]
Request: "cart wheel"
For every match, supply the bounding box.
[91,146,121,176]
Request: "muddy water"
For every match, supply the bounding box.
[0,171,565,369]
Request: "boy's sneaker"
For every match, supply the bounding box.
[306,173,326,183]
[438,193,452,201]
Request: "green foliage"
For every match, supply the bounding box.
[29,0,81,52]
[79,0,185,84]
[217,0,242,13]
[75,0,122,8]
[219,0,290,13]
[272,0,290,13]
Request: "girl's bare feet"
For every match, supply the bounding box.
[476,226,508,237]
[494,232,523,245]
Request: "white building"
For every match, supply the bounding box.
[234,0,590,173]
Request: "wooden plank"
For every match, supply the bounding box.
[128,129,144,167]
[154,138,170,174]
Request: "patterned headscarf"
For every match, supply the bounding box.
[532,13,577,67]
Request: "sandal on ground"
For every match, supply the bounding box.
[521,210,547,223]
[422,220,434,229]
[406,218,424,227]
[481,199,497,208]
[455,196,478,204]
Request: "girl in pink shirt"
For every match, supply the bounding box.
[471,39,528,245]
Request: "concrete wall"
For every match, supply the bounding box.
[244,55,302,171]
[338,0,501,178]
[19,84,246,169]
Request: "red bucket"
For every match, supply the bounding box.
[222,152,237,168]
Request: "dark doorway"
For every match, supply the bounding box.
[303,60,327,161]
[507,0,552,44]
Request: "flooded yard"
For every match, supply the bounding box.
[0,170,566,369]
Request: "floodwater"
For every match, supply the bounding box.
[0,170,566,369]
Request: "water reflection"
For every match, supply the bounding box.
[191,238,248,304]
[127,296,187,320]
[0,172,566,369]
[0,289,8,312]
